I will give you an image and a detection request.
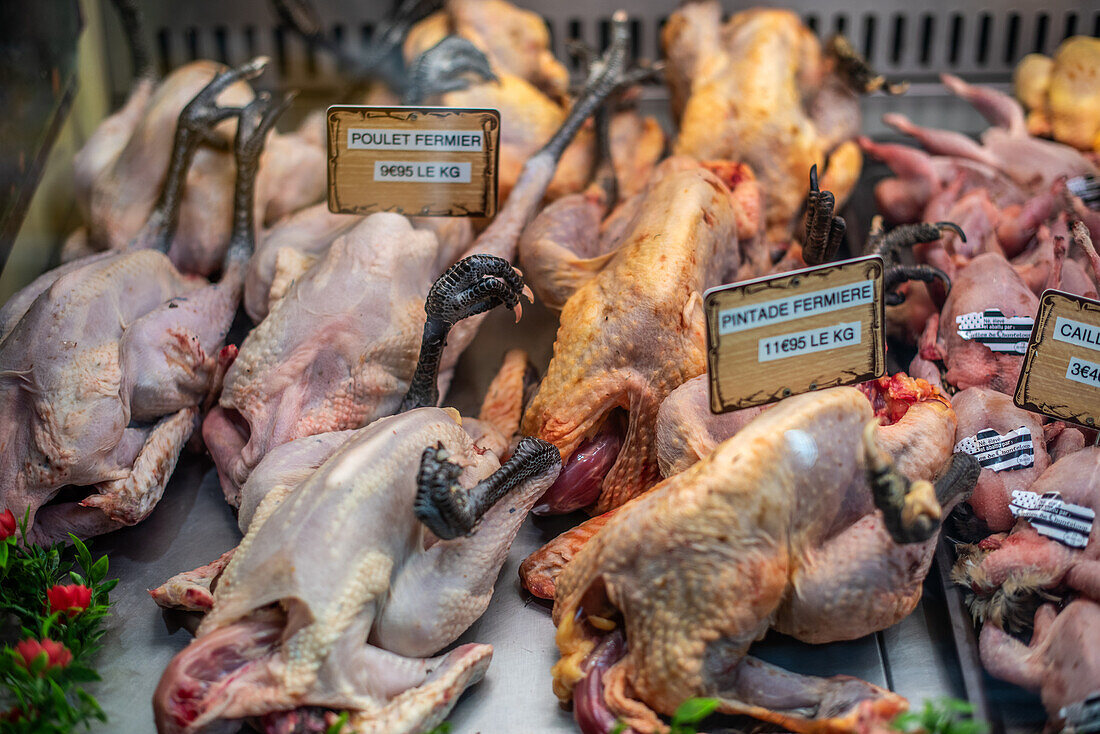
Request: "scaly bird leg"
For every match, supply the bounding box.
[271,0,453,98]
[108,0,153,79]
[403,36,497,104]
[400,254,531,412]
[803,163,846,265]
[414,436,560,540]
[133,57,269,254]
[225,91,295,267]
[862,421,979,543]
[826,34,908,95]
[865,221,960,304]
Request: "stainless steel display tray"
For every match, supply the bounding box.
[77,298,1045,734]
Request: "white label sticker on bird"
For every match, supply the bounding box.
[704,255,886,413]
[1009,490,1095,549]
[328,106,500,218]
[1016,289,1100,430]
[953,426,1035,472]
[955,309,1034,354]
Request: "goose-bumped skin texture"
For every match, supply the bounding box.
[521,159,748,516]
[663,2,864,240]
[0,251,204,544]
[205,213,453,502]
[552,388,960,734]
[154,408,560,733]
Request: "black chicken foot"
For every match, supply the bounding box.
[802,163,846,265]
[400,255,530,412]
[414,436,561,540]
[272,0,458,99]
[826,34,908,95]
[883,263,952,305]
[108,0,154,80]
[403,36,497,104]
[224,91,295,267]
[539,11,648,162]
[138,57,269,254]
[869,221,965,262]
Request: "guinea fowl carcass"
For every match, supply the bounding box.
[0,62,286,545]
[662,1,900,243]
[64,2,326,276]
[203,14,643,504]
[152,275,562,733]
[550,388,979,734]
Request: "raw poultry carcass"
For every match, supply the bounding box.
[550,387,979,734]
[0,64,287,545]
[1015,36,1100,152]
[519,148,759,311]
[863,74,1097,266]
[977,599,1100,728]
[663,1,898,241]
[153,313,562,732]
[522,371,957,599]
[203,18,641,503]
[520,155,757,518]
[67,34,325,277]
[954,447,1100,632]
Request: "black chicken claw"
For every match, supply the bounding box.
[404,36,498,104]
[400,255,531,413]
[802,164,846,265]
[415,437,560,540]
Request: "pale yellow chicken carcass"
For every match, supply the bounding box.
[1015,36,1100,152]
[664,2,872,240]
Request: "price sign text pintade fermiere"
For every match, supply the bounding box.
[327,106,500,218]
[704,255,886,413]
[1015,289,1100,429]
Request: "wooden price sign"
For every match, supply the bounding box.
[327,106,500,218]
[704,255,886,413]
[1014,289,1100,429]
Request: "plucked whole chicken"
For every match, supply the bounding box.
[6,2,1100,732]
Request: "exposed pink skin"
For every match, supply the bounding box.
[952,388,1050,532]
[1044,422,1091,463]
[150,549,236,612]
[960,447,1100,600]
[979,600,1100,721]
[922,253,1038,394]
[859,137,940,223]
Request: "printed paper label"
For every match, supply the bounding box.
[1066,356,1100,389]
[758,321,861,362]
[718,280,874,335]
[1053,316,1100,352]
[953,426,1035,472]
[348,128,484,151]
[1059,692,1100,733]
[1009,490,1095,549]
[373,160,472,183]
[955,309,1034,354]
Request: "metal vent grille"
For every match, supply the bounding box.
[102,1,1100,99]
